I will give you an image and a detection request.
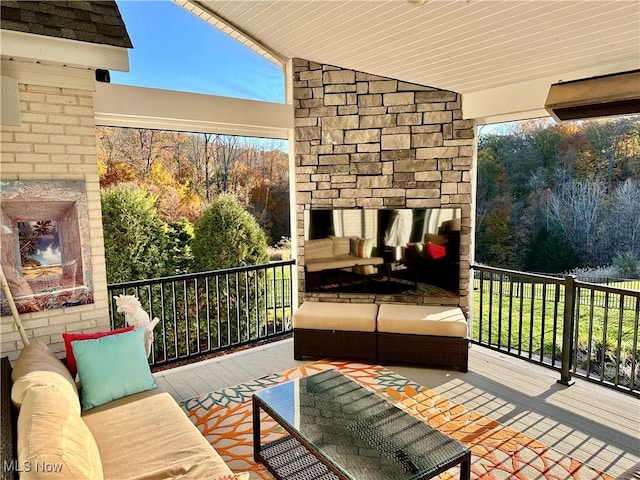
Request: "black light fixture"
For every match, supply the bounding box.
[95,69,110,83]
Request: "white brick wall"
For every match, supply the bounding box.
[0,83,109,360]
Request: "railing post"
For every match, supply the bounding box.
[558,274,576,386]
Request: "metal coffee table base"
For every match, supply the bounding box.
[252,370,471,480]
[253,402,471,480]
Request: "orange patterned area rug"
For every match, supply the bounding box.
[181,360,612,480]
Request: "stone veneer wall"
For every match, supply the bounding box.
[293,59,475,309]
[0,81,109,360]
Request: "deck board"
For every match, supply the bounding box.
[154,338,640,477]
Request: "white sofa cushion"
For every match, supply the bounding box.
[377,304,468,337]
[330,236,353,256]
[293,302,378,332]
[304,238,334,261]
[12,342,80,414]
[82,388,233,479]
[18,384,103,479]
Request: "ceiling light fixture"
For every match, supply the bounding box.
[407,0,427,5]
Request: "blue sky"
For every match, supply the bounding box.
[112,0,285,103]
[18,222,61,266]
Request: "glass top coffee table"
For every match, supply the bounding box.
[252,369,470,480]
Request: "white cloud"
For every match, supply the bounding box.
[37,245,62,265]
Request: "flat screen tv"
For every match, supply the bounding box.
[303,208,461,296]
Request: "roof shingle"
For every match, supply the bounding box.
[0,1,133,49]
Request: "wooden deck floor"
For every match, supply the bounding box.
[154,338,639,478]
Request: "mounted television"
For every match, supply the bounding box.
[303,208,461,297]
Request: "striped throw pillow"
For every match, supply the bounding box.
[350,238,374,258]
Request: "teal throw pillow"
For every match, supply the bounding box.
[71,327,156,410]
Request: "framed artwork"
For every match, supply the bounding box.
[0,180,94,315]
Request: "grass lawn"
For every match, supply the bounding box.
[473,278,639,360]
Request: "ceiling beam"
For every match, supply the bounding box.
[463,58,640,125]
[93,83,293,139]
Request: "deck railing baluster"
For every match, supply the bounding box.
[497,275,503,349]
[488,273,494,346]
[215,275,221,349]
[183,279,189,357]
[615,295,624,386]
[171,281,178,359]
[205,276,211,351]
[631,299,640,392]
[587,289,595,381]
[518,275,524,356]
[600,292,610,382]
[477,273,484,344]
[552,283,560,368]
[507,276,514,353]
[528,281,536,360]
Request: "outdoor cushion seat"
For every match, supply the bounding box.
[82,388,231,479]
[376,304,468,337]
[293,301,378,332]
[292,302,378,362]
[376,304,469,371]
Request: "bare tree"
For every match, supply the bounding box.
[543,171,606,265]
[214,135,243,194]
[608,179,640,258]
[96,126,130,166]
[137,129,157,175]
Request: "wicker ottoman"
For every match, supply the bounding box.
[377,304,469,371]
[293,302,378,362]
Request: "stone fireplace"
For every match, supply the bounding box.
[293,59,475,309]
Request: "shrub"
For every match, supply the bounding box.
[267,236,292,261]
[101,185,172,283]
[167,217,194,275]
[191,194,270,345]
[613,251,640,279]
[192,193,269,271]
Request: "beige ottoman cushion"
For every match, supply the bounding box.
[293,302,378,332]
[377,304,468,337]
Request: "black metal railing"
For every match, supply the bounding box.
[107,260,295,368]
[525,273,640,309]
[473,264,639,396]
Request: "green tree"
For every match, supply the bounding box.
[475,194,517,267]
[192,193,269,271]
[523,224,579,273]
[101,185,172,283]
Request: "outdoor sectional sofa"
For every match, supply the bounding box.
[1,340,244,480]
[304,236,384,273]
[292,301,469,371]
